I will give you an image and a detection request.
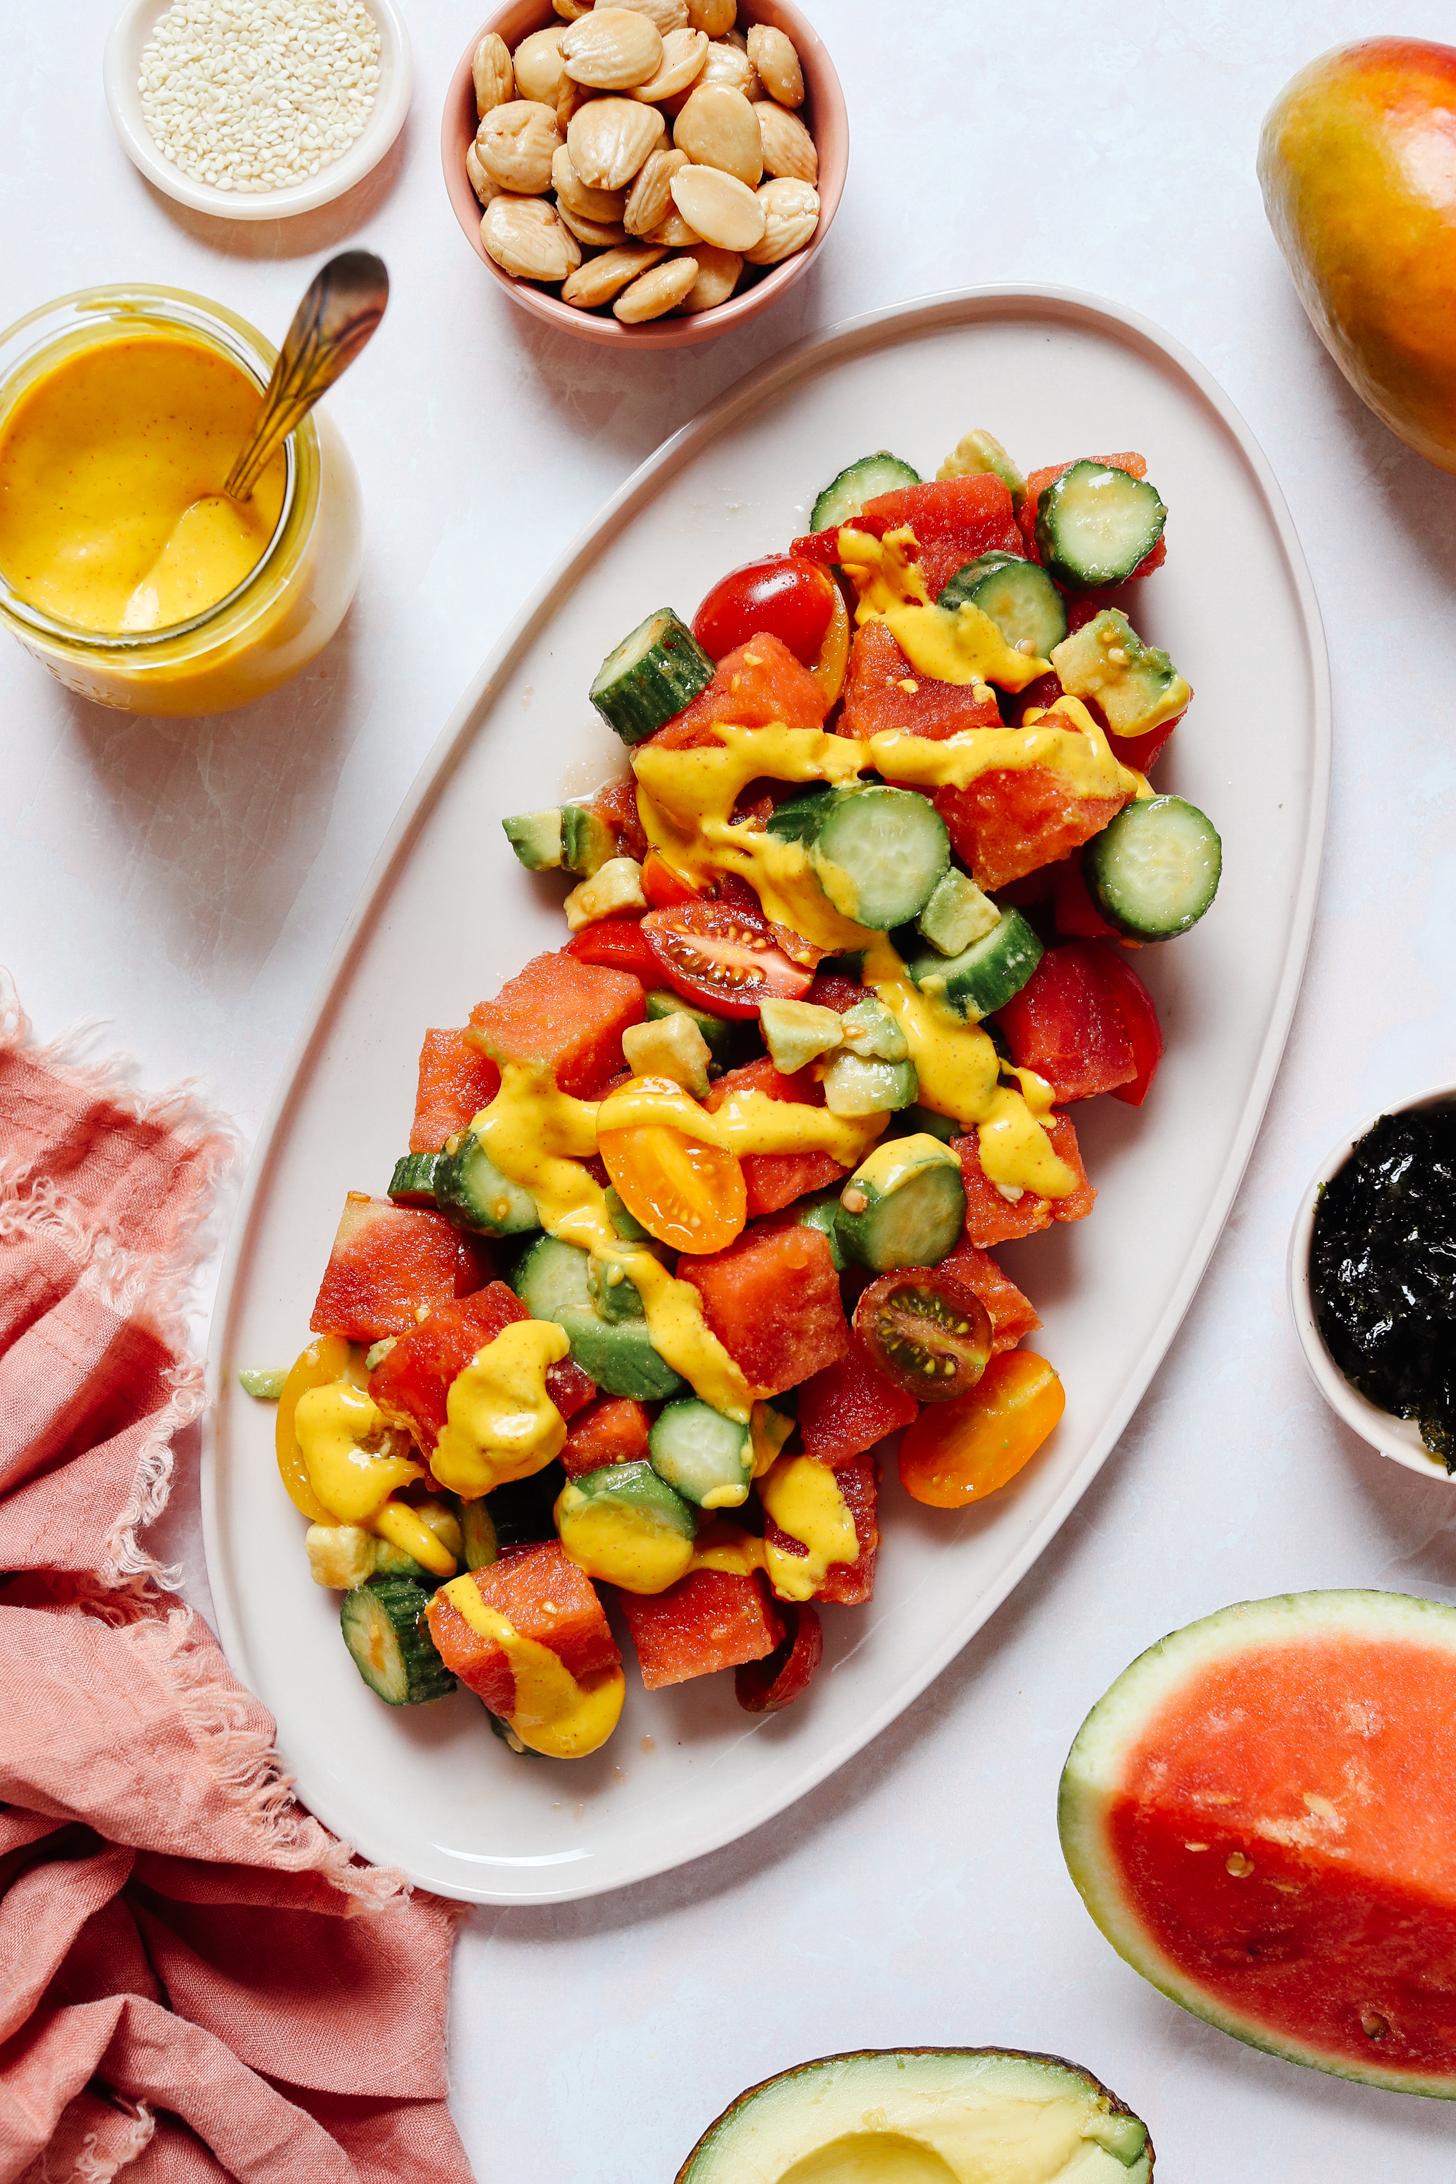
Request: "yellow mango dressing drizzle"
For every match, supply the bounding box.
[838,523,1052,692]
[439,1574,625,1759]
[760,1456,859,1601]
[291,1380,457,1577]
[431,1319,570,1498]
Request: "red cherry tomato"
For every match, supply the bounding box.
[641,851,700,909]
[1095,947,1164,1108]
[735,1602,824,1714]
[565,916,655,981]
[693,555,837,670]
[640,901,814,1019]
[852,1269,994,1404]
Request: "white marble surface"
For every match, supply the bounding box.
[6,2,1456,2176]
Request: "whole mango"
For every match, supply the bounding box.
[1260,38,1456,470]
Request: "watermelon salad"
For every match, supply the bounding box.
[258,427,1222,1763]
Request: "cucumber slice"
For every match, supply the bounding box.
[555,1461,697,1592]
[811,786,950,931]
[938,555,1068,656]
[436,1129,539,1237]
[645,988,741,1065]
[460,1497,500,1571]
[822,1053,918,1117]
[893,1103,959,1145]
[906,908,1043,1022]
[765,783,838,846]
[836,1135,967,1274]
[388,1152,443,1208]
[1083,795,1222,940]
[590,609,715,746]
[339,1579,454,1706]
[795,1189,847,1271]
[916,868,1000,958]
[811,451,920,534]
[1035,461,1167,588]
[513,1234,684,1400]
[649,1399,753,1509]
[486,1463,566,1551]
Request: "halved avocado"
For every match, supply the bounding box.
[676,2048,1153,2182]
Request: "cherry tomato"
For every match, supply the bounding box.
[1094,947,1164,1108]
[811,581,852,707]
[566,916,655,981]
[790,528,842,568]
[641,851,700,910]
[853,1270,993,1405]
[640,901,814,1020]
[598,1118,747,1255]
[694,554,836,669]
[899,1350,1065,1508]
[735,1602,824,1714]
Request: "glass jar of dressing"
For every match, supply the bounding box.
[0,285,364,715]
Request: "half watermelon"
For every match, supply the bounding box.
[1059,1590,1456,2097]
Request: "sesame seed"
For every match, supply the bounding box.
[138,0,382,194]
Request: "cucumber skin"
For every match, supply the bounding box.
[340,1579,454,1706]
[811,452,920,534]
[1035,463,1167,588]
[591,611,715,747]
[835,1153,967,1274]
[513,1236,684,1401]
[1084,796,1222,940]
[906,910,1044,1023]
[436,1133,538,1237]
[388,1152,443,1207]
[938,556,1068,656]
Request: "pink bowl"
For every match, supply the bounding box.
[442,0,848,348]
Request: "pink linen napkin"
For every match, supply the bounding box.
[0,980,474,2184]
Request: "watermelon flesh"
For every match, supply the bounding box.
[1060,1590,1456,2097]
[410,1028,500,1153]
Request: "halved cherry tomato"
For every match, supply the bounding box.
[694,554,836,667]
[640,901,814,1020]
[735,1601,824,1714]
[641,851,699,910]
[1093,947,1164,1108]
[853,1269,993,1405]
[566,916,656,981]
[598,1119,747,1254]
[899,1350,1065,1508]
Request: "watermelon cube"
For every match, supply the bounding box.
[469,950,645,1100]
[618,1569,784,1689]
[562,1396,652,1479]
[679,1223,850,1397]
[427,1541,619,1717]
[856,474,1025,595]
[309,1194,488,1343]
[370,1281,594,1453]
[650,633,827,751]
[410,1027,501,1153]
[995,943,1139,1102]
[840,620,1006,743]
[935,769,1128,892]
[937,1241,1042,1354]
[706,1058,849,1218]
[955,1115,1095,1247]
[797,1336,918,1465]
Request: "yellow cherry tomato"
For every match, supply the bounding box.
[598,1122,747,1255]
[899,1350,1065,1509]
[274,1334,366,1522]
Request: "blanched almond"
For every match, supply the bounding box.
[744,176,818,263]
[615,0,690,29]
[680,243,742,312]
[552,142,628,223]
[476,100,562,195]
[472,32,513,118]
[562,243,669,308]
[646,207,701,247]
[557,75,592,130]
[512,25,571,104]
[568,96,666,188]
[696,37,758,100]
[555,197,630,248]
[747,23,804,106]
[632,26,709,102]
[561,7,664,91]
[669,163,766,251]
[614,254,701,321]
[624,145,688,235]
[465,140,498,206]
[673,83,762,185]
[552,0,593,16]
[684,0,735,31]
[757,101,817,182]
[481,195,582,282]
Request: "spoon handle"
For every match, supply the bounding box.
[225,250,389,502]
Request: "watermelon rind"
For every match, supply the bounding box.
[675,2047,1153,2180]
[1059,1588,1456,2100]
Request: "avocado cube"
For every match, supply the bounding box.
[502,808,565,872]
[759,997,845,1076]
[917,868,1000,957]
[622,1011,712,1099]
[840,996,909,1062]
[564,856,646,932]
[1051,609,1192,740]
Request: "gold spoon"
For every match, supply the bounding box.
[224,249,389,502]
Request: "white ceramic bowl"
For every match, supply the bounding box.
[1288,1081,1456,1482]
[104,0,411,221]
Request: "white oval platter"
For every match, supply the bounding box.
[204,287,1329,1904]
